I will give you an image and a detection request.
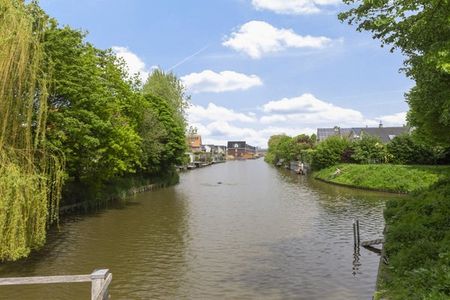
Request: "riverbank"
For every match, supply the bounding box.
[313,164,450,194]
[60,171,180,214]
[377,180,450,299]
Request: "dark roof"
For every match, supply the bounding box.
[318,126,410,143]
[360,126,410,143]
[317,127,352,141]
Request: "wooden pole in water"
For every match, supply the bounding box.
[353,220,357,248]
[356,219,360,246]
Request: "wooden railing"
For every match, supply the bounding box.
[0,269,112,300]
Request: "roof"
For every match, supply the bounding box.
[318,126,410,143]
[360,126,410,143]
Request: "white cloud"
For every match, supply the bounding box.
[112,46,150,83]
[377,112,407,127]
[222,21,332,59]
[181,70,262,93]
[187,96,407,147]
[251,0,341,15]
[261,93,366,126]
[188,103,257,123]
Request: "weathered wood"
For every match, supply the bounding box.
[93,273,112,300]
[0,274,91,286]
[91,269,111,300]
[0,269,112,300]
[361,238,384,247]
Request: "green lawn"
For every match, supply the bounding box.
[314,164,450,193]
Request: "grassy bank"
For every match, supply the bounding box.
[377,180,450,299]
[314,164,450,193]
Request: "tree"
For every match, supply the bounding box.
[312,136,351,169]
[351,135,388,164]
[143,69,189,125]
[43,23,142,183]
[339,1,450,146]
[142,94,187,172]
[387,134,439,164]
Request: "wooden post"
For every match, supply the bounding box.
[356,219,360,246]
[353,219,360,248]
[90,269,110,300]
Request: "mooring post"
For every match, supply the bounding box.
[356,219,360,246]
[353,219,360,248]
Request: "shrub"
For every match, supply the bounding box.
[387,134,437,164]
[312,136,351,169]
[351,135,387,164]
[382,180,450,299]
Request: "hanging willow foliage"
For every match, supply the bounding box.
[0,0,64,261]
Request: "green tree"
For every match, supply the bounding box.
[141,94,187,173]
[387,134,439,164]
[143,69,189,125]
[313,136,351,170]
[339,0,450,146]
[351,135,387,164]
[43,24,142,183]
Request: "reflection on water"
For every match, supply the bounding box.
[0,159,399,299]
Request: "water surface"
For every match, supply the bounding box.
[0,159,398,299]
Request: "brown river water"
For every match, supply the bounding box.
[0,159,399,299]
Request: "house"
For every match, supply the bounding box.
[187,134,202,152]
[317,124,410,143]
[317,126,352,142]
[350,125,411,143]
[227,141,256,159]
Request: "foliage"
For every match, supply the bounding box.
[143,69,188,126]
[0,1,189,261]
[141,94,187,173]
[339,0,450,147]
[351,135,388,164]
[387,134,445,165]
[312,136,351,170]
[43,24,143,184]
[265,134,315,165]
[314,164,450,193]
[0,0,64,261]
[381,180,450,299]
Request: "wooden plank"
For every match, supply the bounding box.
[0,274,91,286]
[361,238,384,247]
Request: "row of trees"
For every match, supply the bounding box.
[266,133,449,170]
[0,1,188,261]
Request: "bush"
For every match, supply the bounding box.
[381,180,450,299]
[312,136,351,169]
[387,134,437,164]
[351,135,388,164]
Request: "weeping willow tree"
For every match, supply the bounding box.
[0,0,64,261]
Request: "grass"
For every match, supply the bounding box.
[378,180,450,299]
[313,164,450,194]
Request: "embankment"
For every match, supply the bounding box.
[313,164,450,194]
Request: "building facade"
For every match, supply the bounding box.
[227,141,256,159]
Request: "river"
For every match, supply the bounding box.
[0,159,398,299]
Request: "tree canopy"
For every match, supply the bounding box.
[339,0,450,146]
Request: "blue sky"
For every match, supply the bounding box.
[40,0,412,147]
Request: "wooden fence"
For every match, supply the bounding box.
[0,269,112,300]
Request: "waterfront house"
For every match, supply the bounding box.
[187,134,202,152]
[227,141,256,159]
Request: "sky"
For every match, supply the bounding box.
[40,0,412,147]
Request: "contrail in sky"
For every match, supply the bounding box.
[167,44,210,72]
